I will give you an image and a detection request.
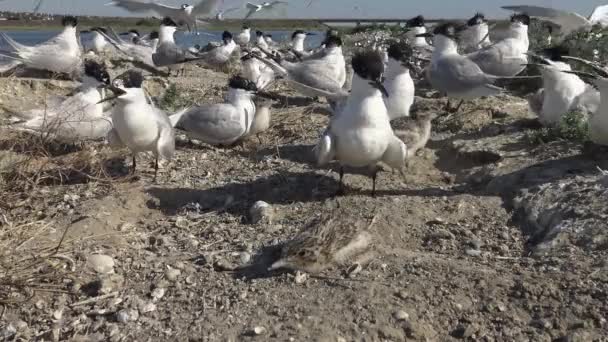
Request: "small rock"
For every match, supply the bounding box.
[239,252,251,265]
[468,238,483,250]
[117,222,135,231]
[87,254,115,274]
[294,271,308,284]
[185,275,195,285]
[139,302,157,314]
[393,310,409,321]
[165,268,181,281]
[53,309,63,320]
[116,310,130,323]
[253,326,267,335]
[249,201,274,224]
[345,263,363,278]
[465,249,481,257]
[396,291,408,300]
[426,217,445,225]
[151,288,166,302]
[98,274,125,295]
[175,217,189,229]
[1,324,16,339]
[214,259,236,271]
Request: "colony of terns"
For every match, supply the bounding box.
[1,0,608,199]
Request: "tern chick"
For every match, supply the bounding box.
[269,212,375,274]
[394,112,438,156]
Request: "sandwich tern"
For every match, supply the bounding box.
[315,50,407,197]
[502,4,608,38]
[254,36,346,97]
[195,31,238,67]
[0,16,82,76]
[8,60,112,142]
[241,52,275,90]
[558,56,608,145]
[169,76,257,146]
[405,15,432,50]
[255,30,269,50]
[106,0,222,33]
[83,27,111,54]
[290,30,315,57]
[467,13,530,77]
[421,22,534,108]
[525,46,599,126]
[383,42,415,120]
[244,1,288,20]
[459,13,491,53]
[235,26,252,46]
[101,70,175,180]
[98,28,160,72]
[152,17,208,74]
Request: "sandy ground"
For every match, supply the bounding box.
[0,52,607,342]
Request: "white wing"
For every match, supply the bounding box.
[502,5,591,36]
[192,0,224,16]
[588,4,608,26]
[244,3,260,19]
[106,0,181,17]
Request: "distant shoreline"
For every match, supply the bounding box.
[0,18,330,31]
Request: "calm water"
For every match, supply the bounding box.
[1,30,325,49]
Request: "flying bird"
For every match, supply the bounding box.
[502,4,608,38]
[106,0,222,32]
[244,1,288,19]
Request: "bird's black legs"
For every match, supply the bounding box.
[153,157,159,183]
[131,155,137,174]
[371,169,378,197]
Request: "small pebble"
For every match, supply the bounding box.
[393,310,409,321]
[253,326,267,335]
[249,201,274,224]
[175,217,189,229]
[53,309,63,320]
[140,302,157,314]
[465,249,482,257]
[116,310,130,323]
[87,254,115,274]
[294,271,308,284]
[239,252,251,265]
[151,288,166,302]
[396,291,408,300]
[346,263,363,278]
[165,268,181,281]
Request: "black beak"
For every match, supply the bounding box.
[371,79,389,97]
[97,85,127,104]
[306,32,316,36]
[415,33,433,38]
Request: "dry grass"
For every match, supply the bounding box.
[0,217,74,304]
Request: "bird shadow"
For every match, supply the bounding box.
[146,171,340,217]
[234,143,317,165]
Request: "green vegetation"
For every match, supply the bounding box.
[528,111,590,144]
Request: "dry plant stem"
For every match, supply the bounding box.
[70,292,119,307]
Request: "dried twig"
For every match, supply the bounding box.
[70,292,119,307]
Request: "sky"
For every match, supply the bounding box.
[0,0,603,19]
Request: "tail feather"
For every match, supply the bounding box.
[0,32,26,51]
[169,107,191,128]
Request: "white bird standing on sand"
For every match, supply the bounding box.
[525,47,599,127]
[152,17,207,73]
[315,50,408,197]
[83,27,111,54]
[383,42,415,120]
[422,22,532,109]
[0,16,82,76]
[169,76,257,146]
[7,60,113,141]
[459,13,491,53]
[404,15,431,50]
[235,26,252,46]
[557,56,608,145]
[467,13,530,77]
[244,1,288,20]
[255,30,269,50]
[101,70,175,180]
[97,28,159,70]
[241,52,275,90]
[502,4,608,38]
[195,31,238,66]
[106,0,222,32]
